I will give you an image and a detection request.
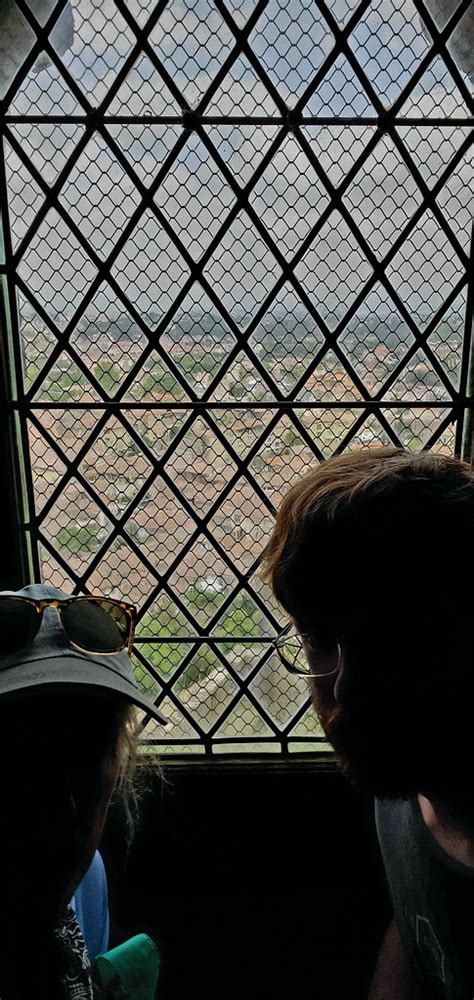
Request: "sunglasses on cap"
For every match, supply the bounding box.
[0,595,136,656]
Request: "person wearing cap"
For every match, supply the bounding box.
[0,583,166,1000]
[262,448,474,1000]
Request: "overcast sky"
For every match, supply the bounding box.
[3,0,473,322]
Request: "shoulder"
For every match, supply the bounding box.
[418,793,474,868]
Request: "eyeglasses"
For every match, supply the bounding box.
[272,624,342,678]
[0,595,136,656]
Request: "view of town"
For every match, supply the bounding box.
[19,296,462,748]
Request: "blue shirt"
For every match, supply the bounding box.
[70,850,109,960]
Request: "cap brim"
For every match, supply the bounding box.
[0,654,168,727]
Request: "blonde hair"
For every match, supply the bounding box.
[111,701,162,846]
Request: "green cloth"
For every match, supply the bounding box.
[94,933,160,1000]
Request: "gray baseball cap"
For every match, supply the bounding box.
[0,584,168,726]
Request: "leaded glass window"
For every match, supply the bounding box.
[1,0,473,755]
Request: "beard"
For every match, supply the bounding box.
[310,676,372,791]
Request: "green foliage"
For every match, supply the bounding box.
[57,522,101,554]
[282,428,300,447]
[219,594,261,651]
[94,359,121,392]
[25,362,41,386]
[139,640,184,677]
[137,591,262,691]
[174,351,223,377]
[134,369,184,397]
[175,646,218,692]
[185,585,227,611]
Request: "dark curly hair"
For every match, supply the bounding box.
[261,447,474,829]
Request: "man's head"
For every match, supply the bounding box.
[262,447,474,812]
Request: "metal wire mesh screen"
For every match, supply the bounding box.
[0,0,473,754]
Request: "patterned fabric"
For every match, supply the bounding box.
[52,904,94,1000]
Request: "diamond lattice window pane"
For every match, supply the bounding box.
[40,481,112,576]
[248,285,325,397]
[160,286,236,397]
[173,646,239,733]
[6,123,86,186]
[53,0,135,106]
[346,414,393,450]
[111,209,190,321]
[154,133,236,260]
[384,350,453,402]
[19,295,57,392]
[208,482,274,573]
[385,406,448,449]
[169,541,238,629]
[108,55,180,116]
[78,417,153,514]
[436,146,474,252]
[304,53,375,117]
[207,125,279,188]
[206,54,280,115]
[296,348,363,403]
[250,134,331,257]
[324,0,363,28]
[210,409,276,459]
[250,0,334,105]
[295,212,373,329]
[249,415,318,504]
[8,58,82,117]
[5,141,45,251]
[33,349,101,403]
[212,352,274,403]
[166,418,238,516]
[124,477,196,575]
[149,0,235,107]
[249,652,308,728]
[386,210,463,329]
[338,285,415,395]
[398,125,473,188]
[28,417,67,511]
[297,408,359,459]
[106,124,182,187]
[204,212,281,321]
[87,542,159,606]
[344,135,423,260]
[214,590,275,640]
[400,56,471,118]
[18,209,97,318]
[349,0,430,104]
[426,291,466,391]
[59,137,141,260]
[300,125,377,190]
[69,287,149,399]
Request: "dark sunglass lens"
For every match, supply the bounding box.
[62,600,128,653]
[0,598,40,654]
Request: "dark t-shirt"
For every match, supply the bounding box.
[375,796,474,1000]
